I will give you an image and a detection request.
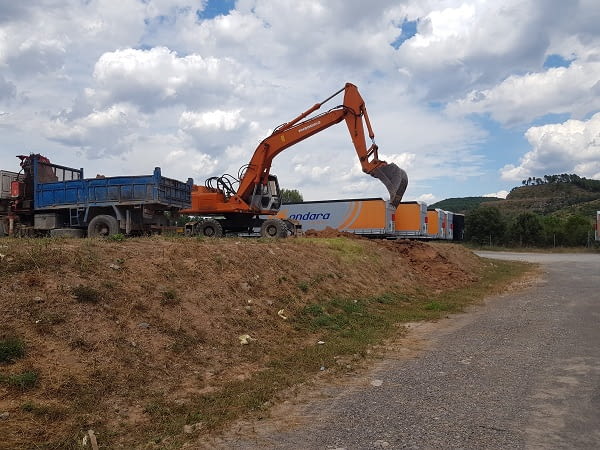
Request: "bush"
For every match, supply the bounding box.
[0,337,26,363]
[508,212,543,246]
[465,206,507,245]
[72,285,102,303]
[2,370,38,390]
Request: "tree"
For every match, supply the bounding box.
[281,188,303,204]
[508,212,543,246]
[563,215,592,246]
[465,206,506,245]
[542,215,566,247]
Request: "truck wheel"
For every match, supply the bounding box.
[261,218,287,238]
[197,219,223,238]
[88,215,119,237]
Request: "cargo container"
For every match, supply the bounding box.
[443,211,454,241]
[426,208,445,239]
[452,213,465,241]
[277,198,394,236]
[394,201,428,237]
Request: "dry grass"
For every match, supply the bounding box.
[0,236,531,448]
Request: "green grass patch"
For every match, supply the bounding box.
[0,336,26,363]
[295,238,366,262]
[424,300,452,311]
[1,370,38,390]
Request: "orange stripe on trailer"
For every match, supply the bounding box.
[338,201,361,230]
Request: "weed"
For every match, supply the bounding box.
[68,337,93,351]
[424,300,451,311]
[213,254,225,269]
[107,233,125,242]
[1,370,38,390]
[302,304,324,316]
[21,401,66,420]
[161,289,179,306]
[297,281,309,293]
[373,293,396,304]
[0,336,25,363]
[71,285,101,303]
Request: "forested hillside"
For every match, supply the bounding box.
[437,174,600,247]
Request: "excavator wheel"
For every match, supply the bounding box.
[260,218,288,238]
[196,219,223,238]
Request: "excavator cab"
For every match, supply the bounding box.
[249,175,282,213]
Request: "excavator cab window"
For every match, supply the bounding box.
[251,175,281,212]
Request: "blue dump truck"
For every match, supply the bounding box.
[0,154,192,237]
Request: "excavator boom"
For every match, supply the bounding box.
[236,83,407,208]
[183,83,408,237]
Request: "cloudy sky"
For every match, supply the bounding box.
[1,0,599,203]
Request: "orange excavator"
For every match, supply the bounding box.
[182,82,408,237]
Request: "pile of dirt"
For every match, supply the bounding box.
[303,226,366,239]
[0,236,484,448]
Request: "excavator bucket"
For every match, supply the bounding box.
[371,163,408,208]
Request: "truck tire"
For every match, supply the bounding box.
[196,219,223,238]
[260,218,287,238]
[88,214,119,237]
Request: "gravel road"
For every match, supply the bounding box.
[204,252,600,449]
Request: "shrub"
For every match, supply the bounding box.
[72,285,101,303]
[0,337,26,363]
[4,370,38,390]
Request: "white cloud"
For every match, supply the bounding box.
[180,109,246,132]
[416,193,437,203]
[501,113,600,180]
[44,103,146,157]
[483,190,508,199]
[91,47,246,112]
[448,62,600,124]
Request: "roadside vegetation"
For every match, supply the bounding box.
[457,173,600,249]
[465,206,597,248]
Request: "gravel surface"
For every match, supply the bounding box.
[203,252,600,449]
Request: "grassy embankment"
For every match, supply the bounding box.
[0,236,532,448]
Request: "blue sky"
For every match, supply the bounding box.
[1,0,599,203]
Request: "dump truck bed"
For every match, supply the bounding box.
[34,167,192,210]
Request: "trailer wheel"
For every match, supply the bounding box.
[261,218,287,238]
[88,214,119,237]
[196,219,223,238]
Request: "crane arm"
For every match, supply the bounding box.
[235,83,407,206]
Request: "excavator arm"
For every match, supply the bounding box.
[235,83,407,209]
[184,83,408,220]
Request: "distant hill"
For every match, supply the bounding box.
[434,180,600,219]
[498,183,600,218]
[429,196,502,213]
